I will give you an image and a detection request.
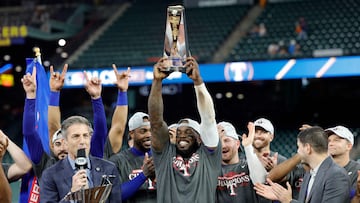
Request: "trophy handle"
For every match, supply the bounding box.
[99,184,112,203]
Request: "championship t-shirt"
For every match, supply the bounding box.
[153,141,221,203]
[216,158,259,203]
[109,148,156,203]
[344,160,360,190]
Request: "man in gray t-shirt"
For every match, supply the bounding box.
[153,137,221,202]
[148,57,221,203]
[109,112,156,203]
[326,125,360,199]
[216,121,267,203]
[252,118,288,203]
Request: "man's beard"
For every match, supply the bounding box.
[134,139,150,152]
[176,142,200,159]
[51,150,67,160]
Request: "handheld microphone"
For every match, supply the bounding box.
[75,148,87,170]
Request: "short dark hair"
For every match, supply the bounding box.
[297,126,328,154]
[61,115,93,139]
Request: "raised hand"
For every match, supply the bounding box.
[21,66,37,99]
[153,57,170,81]
[299,124,312,131]
[112,65,130,91]
[242,122,255,147]
[142,152,155,179]
[184,56,203,85]
[49,64,67,92]
[83,71,102,99]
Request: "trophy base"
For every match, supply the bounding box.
[167,66,187,73]
[163,57,187,73]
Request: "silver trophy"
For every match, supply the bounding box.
[61,175,113,203]
[163,5,189,73]
[62,184,112,203]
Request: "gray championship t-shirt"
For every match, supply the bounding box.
[259,151,288,203]
[109,148,156,203]
[344,160,360,191]
[33,152,57,183]
[103,137,116,159]
[216,158,259,203]
[153,141,221,203]
[288,164,306,200]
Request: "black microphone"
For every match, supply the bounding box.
[75,148,88,170]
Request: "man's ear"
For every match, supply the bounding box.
[129,131,135,140]
[305,143,312,154]
[236,140,241,149]
[346,142,353,151]
[195,132,202,145]
[269,133,274,142]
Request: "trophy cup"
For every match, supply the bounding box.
[163,5,189,73]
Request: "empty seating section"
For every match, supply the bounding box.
[228,0,360,62]
[0,4,80,29]
[51,6,77,22]
[0,7,33,26]
[71,2,250,68]
[72,1,176,68]
[186,5,249,63]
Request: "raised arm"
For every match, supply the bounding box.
[267,153,301,182]
[2,131,32,182]
[107,66,130,155]
[0,135,11,203]
[148,57,171,152]
[83,71,107,158]
[242,122,267,184]
[48,64,67,150]
[22,66,45,164]
[185,57,218,149]
[267,125,308,182]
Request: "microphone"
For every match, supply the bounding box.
[75,148,88,170]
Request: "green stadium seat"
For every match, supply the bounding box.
[227,0,360,62]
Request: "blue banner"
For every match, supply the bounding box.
[62,55,360,88]
[20,58,50,203]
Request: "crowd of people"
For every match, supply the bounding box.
[1,56,360,203]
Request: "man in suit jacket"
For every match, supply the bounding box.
[254,126,350,203]
[40,116,121,202]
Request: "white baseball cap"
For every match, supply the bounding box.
[218,121,239,140]
[168,123,178,129]
[177,118,200,135]
[52,129,63,143]
[325,125,354,145]
[254,118,274,135]
[128,112,150,131]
